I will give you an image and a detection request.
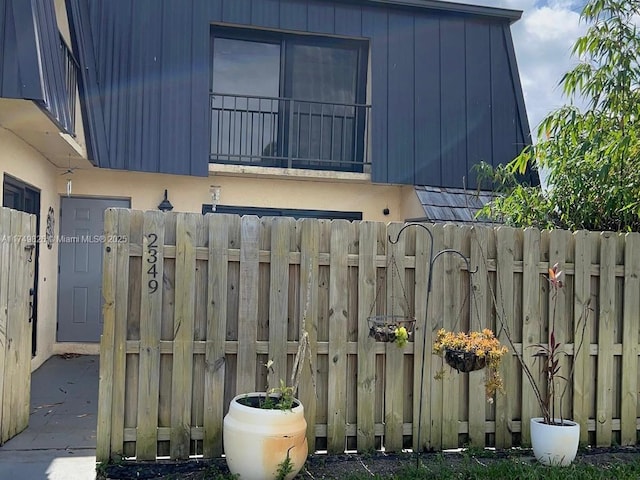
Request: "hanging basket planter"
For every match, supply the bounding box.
[368,316,416,343]
[444,348,486,373]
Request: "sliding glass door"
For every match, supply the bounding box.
[210,28,368,171]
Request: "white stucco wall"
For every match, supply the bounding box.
[0,127,60,371]
[56,167,418,222]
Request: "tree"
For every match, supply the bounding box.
[479,0,640,232]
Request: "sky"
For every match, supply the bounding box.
[448,0,589,136]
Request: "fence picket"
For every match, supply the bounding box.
[495,227,516,448]
[203,214,231,457]
[441,225,461,448]
[268,217,292,389]
[236,216,260,395]
[412,224,431,452]
[136,211,165,459]
[521,227,541,442]
[469,226,488,446]
[357,221,377,451]
[94,214,640,460]
[96,209,119,460]
[170,214,198,459]
[298,219,319,453]
[621,233,640,444]
[327,220,349,453]
[548,229,568,421]
[383,223,406,451]
[572,230,591,444]
[0,209,10,444]
[596,233,616,446]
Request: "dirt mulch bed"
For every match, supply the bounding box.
[99,446,640,479]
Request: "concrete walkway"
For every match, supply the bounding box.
[0,354,99,479]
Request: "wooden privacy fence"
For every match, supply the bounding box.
[0,207,36,445]
[97,210,640,461]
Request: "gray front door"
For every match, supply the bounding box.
[57,197,129,342]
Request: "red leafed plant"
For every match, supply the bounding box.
[531,263,565,425]
[495,262,591,426]
[528,263,590,425]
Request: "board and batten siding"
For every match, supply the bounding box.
[67,0,529,186]
[0,0,76,134]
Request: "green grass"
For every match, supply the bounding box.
[98,450,640,479]
[341,457,640,480]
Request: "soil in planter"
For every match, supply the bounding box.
[235,394,301,410]
[445,349,486,373]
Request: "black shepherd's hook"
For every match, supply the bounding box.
[388,223,478,461]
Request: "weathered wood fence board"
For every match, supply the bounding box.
[0,207,35,446]
[98,211,640,461]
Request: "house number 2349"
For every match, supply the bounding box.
[147,233,159,294]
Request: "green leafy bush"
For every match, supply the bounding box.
[479,0,640,232]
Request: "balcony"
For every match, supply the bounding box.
[60,33,79,136]
[209,93,371,173]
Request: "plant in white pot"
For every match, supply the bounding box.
[223,356,311,480]
[499,263,591,466]
[223,269,316,480]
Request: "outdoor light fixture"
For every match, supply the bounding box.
[158,189,173,212]
[210,185,221,212]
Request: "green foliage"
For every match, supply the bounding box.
[275,447,295,480]
[478,0,640,232]
[261,379,296,410]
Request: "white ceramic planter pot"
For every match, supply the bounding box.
[530,417,580,466]
[223,393,308,480]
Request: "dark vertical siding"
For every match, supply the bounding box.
[464,20,492,189]
[0,0,77,132]
[413,16,440,186]
[1,1,21,96]
[128,0,144,171]
[204,0,223,22]
[503,26,531,147]
[387,12,414,184]
[139,0,163,173]
[308,1,335,34]
[439,17,466,187]
[67,0,109,164]
[280,0,307,31]
[334,4,362,37]
[191,0,211,177]
[0,0,6,93]
[251,0,280,28]
[159,0,193,175]
[222,0,252,25]
[362,7,388,184]
[113,2,133,171]
[490,23,517,170]
[67,0,530,181]
[33,0,67,129]
[0,0,42,100]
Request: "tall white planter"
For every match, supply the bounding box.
[223,393,308,480]
[530,417,580,466]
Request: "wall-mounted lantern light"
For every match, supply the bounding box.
[210,185,221,212]
[158,189,173,212]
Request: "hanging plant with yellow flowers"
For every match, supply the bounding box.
[433,328,508,399]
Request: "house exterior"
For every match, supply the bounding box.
[0,0,531,367]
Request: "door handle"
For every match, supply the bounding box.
[28,288,34,323]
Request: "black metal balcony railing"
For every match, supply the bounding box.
[60,34,79,135]
[209,93,371,173]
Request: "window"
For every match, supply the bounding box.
[202,204,362,221]
[210,27,369,172]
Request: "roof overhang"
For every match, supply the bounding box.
[0,98,92,170]
[353,0,522,23]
